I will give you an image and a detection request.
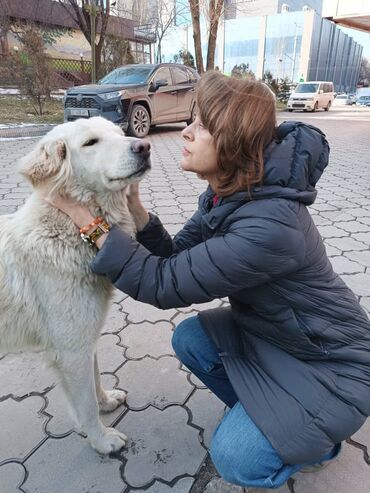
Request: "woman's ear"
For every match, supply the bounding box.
[18,140,67,186]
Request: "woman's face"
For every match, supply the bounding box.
[180,116,219,182]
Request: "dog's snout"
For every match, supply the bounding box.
[130,140,151,156]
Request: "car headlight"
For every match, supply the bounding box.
[100,91,123,101]
[304,98,314,101]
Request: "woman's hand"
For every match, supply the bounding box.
[46,194,108,249]
[46,194,95,228]
[127,183,150,232]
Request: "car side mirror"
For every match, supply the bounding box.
[155,79,168,90]
[149,79,168,92]
[319,90,324,94]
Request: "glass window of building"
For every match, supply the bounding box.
[264,11,304,82]
[224,17,261,75]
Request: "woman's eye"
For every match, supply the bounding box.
[83,138,99,147]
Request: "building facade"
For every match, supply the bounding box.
[163,1,362,92]
[225,0,323,19]
[0,0,154,63]
[217,8,363,91]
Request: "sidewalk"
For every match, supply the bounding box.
[0,116,369,492]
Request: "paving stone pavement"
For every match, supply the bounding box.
[0,110,370,493]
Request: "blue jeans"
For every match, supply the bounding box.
[172,315,341,489]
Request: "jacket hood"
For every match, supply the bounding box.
[253,121,330,204]
[198,122,329,228]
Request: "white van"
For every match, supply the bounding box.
[287,81,334,112]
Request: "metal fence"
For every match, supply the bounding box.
[0,55,92,88]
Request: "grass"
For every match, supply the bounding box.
[0,95,64,125]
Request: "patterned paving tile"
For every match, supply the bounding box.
[116,406,206,488]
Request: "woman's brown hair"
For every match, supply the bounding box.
[196,71,277,196]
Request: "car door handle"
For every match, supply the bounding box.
[170,91,177,95]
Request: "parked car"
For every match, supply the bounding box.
[332,94,356,106]
[63,63,200,137]
[356,95,370,107]
[287,81,334,112]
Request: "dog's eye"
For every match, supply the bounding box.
[83,138,99,147]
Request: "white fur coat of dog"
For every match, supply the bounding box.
[0,117,150,453]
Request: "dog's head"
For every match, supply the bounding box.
[19,117,151,199]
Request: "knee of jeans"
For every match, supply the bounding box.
[171,316,198,363]
[210,424,279,486]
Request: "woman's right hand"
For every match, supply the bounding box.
[127,183,150,232]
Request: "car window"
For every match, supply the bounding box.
[172,67,189,85]
[185,68,198,83]
[295,83,319,93]
[152,67,172,85]
[99,67,153,84]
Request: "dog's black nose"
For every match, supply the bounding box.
[131,140,151,155]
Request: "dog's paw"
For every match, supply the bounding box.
[90,427,127,454]
[99,389,127,412]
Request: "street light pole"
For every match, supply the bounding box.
[291,30,297,83]
[291,23,298,83]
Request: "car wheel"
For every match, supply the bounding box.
[288,109,293,112]
[312,102,318,112]
[128,104,151,138]
[186,105,196,125]
[324,101,331,112]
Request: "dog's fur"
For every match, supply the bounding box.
[0,117,150,454]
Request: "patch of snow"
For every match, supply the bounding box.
[0,123,55,129]
[0,88,19,95]
[0,87,66,98]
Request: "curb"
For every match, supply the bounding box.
[0,124,56,139]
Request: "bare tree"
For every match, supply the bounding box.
[13,25,55,115]
[0,14,11,55]
[358,57,370,86]
[205,0,224,71]
[148,0,189,64]
[101,35,135,74]
[188,0,259,73]
[58,0,112,78]
[188,0,225,73]
[189,0,204,73]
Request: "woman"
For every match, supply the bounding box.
[49,71,370,489]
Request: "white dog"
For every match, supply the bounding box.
[0,117,151,454]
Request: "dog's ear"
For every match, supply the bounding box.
[19,139,67,186]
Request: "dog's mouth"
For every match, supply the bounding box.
[108,162,150,182]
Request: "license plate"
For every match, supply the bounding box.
[70,109,89,117]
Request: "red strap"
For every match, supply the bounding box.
[212,195,220,207]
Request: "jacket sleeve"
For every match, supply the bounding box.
[91,208,306,309]
[135,210,203,257]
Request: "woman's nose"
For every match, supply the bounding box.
[182,124,193,141]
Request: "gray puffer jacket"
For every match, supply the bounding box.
[92,121,370,464]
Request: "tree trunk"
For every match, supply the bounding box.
[206,0,223,71]
[188,0,204,74]
[156,36,162,63]
[95,41,102,79]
